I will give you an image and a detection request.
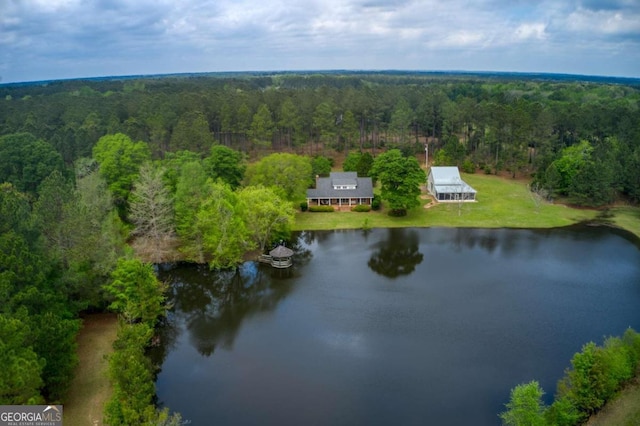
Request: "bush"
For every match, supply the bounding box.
[351,204,371,212]
[371,196,381,211]
[462,159,476,174]
[308,205,335,212]
[300,201,308,212]
[545,396,580,426]
[505,328,640,426]
[388,208,407,217]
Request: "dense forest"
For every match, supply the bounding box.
[2,72,639,205]
[0,72,639,423]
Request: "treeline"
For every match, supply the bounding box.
[0,128,304,417]
[1,72,639,206]
[0,166,124,404]
[90,133,301,267]
[500,328,640,425]
[0,132,182,420]
[104,259,181,425]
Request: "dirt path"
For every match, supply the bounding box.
[64,313,118,426]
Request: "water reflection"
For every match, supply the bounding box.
[157,261,296,356]
[154,226,640,426]
[368,228,424,278]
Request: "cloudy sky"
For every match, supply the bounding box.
[2,0,639,83]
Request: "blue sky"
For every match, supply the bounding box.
[1,0,639,83]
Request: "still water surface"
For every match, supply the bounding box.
[153,226,640,425]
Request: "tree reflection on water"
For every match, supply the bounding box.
[153,236,312,358]
[367,228,424,278]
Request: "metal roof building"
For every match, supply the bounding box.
[427,167,477,202]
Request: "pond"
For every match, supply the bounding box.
[151,226,640,425]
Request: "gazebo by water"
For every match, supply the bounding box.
[258,245,294,268]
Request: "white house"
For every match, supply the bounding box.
[427,167,477,202]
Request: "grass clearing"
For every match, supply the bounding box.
[64,313,117,426]
[608,206,640,240]
[586,377,640,426]
[293,173,607,232]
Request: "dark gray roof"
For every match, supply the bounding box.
[307,172,373,199]
[270,245,294,258]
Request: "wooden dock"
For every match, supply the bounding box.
[258,254,292,268]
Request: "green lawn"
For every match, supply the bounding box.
[294,173,615,232]
[608,206,640,240]
[586,378,640,426]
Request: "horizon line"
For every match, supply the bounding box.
[2,69,640,87]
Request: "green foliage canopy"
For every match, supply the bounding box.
[92,133,151,206]
[499,381,546,426]
[238,186,295,252]
[0,133,65,194]
[370,149,425,215]
[204,145,246,189]
[104,258,167,326]
[244,153,313,202]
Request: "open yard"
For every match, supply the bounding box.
[293,172,626,233]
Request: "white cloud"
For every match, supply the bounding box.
[28,0,80,12]
[515,23,547,40]
[0,0,639,82]
[441,31,487,48]
[567,7,640,35]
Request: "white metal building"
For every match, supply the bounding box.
[427,167,477,202]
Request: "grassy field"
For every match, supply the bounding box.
[64,313,117,426]
[608,206,640,240]
[293,172,625,233]
[586,378,640,426]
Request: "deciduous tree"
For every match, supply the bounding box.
[129,163,174,241]
[499,381,547,426]
[129,163,175,263]
[238,186,295,252]
[370,149,425,216]
[104,258,167,326]
[311,156,332,177]
[174,161,211,263]
[204,145,246,189]
[197,182,249,269]
[92,133,151,209]
[244,153,313,202]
